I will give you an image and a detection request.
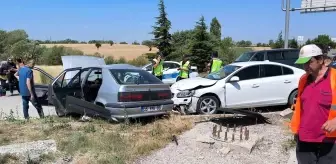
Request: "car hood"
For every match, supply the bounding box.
[171,77,217,91]
[61,55,106,70]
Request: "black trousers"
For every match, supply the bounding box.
[156,75,162,81]
[296,139,336,164]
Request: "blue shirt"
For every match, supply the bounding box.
[18,66,34,96]
[329,61,336,69]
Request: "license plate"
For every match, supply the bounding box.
[141,105,162,112]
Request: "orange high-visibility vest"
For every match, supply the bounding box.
[291,68,336,137]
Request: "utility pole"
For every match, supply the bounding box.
[284,0,290,49]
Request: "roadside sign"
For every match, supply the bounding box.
[297,36,304,42]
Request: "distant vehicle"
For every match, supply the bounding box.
[33,56,173,121]
[171,61,305,115]
[234,48,303,69]
[142,61,199,85]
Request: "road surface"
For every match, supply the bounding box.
[0,91,56,119]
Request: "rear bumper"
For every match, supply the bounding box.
[105,100,173,119]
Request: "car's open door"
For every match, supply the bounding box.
[48,67,84,116]
[33,67,55,105]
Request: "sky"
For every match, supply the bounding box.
[0,0,335,44]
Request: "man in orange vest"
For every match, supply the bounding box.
[291,44,336,163]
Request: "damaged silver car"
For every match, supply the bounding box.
[34,56,173,121]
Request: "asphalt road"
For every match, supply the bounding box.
[0,91,56,119]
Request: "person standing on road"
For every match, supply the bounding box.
[208,51,223,73]
[18,59,44,119]
[291,44,336,164]
[177,55,191,82]
[152,52,164,80]
[6,58,18,96]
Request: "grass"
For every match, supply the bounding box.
[0,114,194,164]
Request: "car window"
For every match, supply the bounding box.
[235,52,255,62]
[56,69,81,88]
[282,66,294,75]
[163,63,170,69]
[250,52,265,61]
[266,51,284,61]
[283,50,299,60]
[234,65,260,81]
[262,65,283,77]
[172,63,180,69]
[110,69,163,84]
[86,69,103,84]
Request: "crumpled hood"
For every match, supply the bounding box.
[171,77,217,91]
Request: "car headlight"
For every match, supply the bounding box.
[176,90,195,98]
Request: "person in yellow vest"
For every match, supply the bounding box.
[209,51,223,73]
[291,44,336,163]
[152,52,164,80]
[177,55,191,82]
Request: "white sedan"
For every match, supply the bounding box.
[170,61,305,115]
[142,61,199,85]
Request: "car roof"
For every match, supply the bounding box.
[249,48,299,53]
[101,64,141,70]
[228,61,295,67]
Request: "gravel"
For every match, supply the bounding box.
[135,113,294,164]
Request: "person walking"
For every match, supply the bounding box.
[208,51,223,73]
[152,52,164,80]
[177,55,191,82]
[291,44,336,164]
[18,59,44,119]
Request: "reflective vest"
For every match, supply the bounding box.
[291,68,336,137]
[153,59,163,76]
[179,61,190,78]
[211,58,223,73]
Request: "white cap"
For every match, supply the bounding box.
[295,44,323,64]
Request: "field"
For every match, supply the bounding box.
[40,44,159,61]
[40,44,270,61]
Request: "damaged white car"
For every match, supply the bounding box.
[171,61,305,115]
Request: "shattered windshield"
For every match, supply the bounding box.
[234,52,255,62]
[206,65,241,80]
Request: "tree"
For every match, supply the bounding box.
[236,40,252,47]
[132,41,140,45]
[190,16,214,71]
[268,40,275,48]
[142,40,155,51]
[210,17,221,41]
[152,0,172,58]
[95,42,102,50]
[271,31,284,49]
[289,38,298,48]
[305,39,312,45]
[170,30,194,60]
[219,37,236,64]
[109,41,114,46]
[310,34,336,50]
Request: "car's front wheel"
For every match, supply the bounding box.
[196,95,219,115]
[288,90,298,107]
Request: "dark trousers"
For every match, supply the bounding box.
[296,139,336,164]
[6,73,15,94]
[22,94,44,119]
[156,75,162,81]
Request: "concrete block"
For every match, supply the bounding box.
[286,148,297,164]
[218,147,231,155]
[280,108,293,119]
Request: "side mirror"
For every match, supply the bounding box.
[229,76,239,82]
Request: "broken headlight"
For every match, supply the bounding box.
[176,90,195,98]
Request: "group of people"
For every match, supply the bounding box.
[151,51,223,81]
[0,58,44,120]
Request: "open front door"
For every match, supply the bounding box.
[48,67,83,115]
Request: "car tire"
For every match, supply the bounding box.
[196,95,219,115]
[288,90,298,106]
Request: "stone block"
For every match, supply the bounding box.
[280,108,293,119]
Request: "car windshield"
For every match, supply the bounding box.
[206,65,241,80]
[110,69,163,84]
[235,52,255,62]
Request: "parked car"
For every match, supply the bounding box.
[234,48,303,69]
[170,61,305,115]
[34,56,174,121]
[142,61,199,85]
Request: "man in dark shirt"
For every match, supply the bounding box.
[18,59,44,119]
